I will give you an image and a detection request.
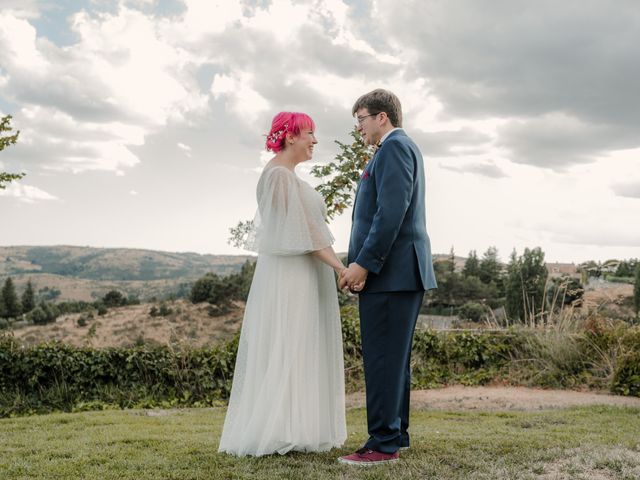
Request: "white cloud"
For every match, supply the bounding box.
[377,0,640,171]
[0,1,40,20]
[180,0,243,37]
[0,13,47,72]
[2,0,639,263]
[177,142,192,157]
[612,181,640,199]
[210,72,269,119]
[69,7,208,125]
[0,182,58,203]
[241,0,308,42]
[11,106,142,173]
[0,7,209,174]
[441,160,508,179]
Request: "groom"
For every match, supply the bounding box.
[338,89,437,466]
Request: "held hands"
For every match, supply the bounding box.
[338,263,368,292]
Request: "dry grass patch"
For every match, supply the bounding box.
[10,300,244,348]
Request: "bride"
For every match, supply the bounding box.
[218,112,348,456]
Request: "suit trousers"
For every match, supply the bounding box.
[358,290,424,453]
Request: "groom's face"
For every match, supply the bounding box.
[355,108,381,146]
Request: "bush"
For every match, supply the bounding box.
[612,351,640,396]
[611,326,640,396]
[102,290,127,308]
[0,333,239,417]
[2,310,639,418]
[411,329,512,387]
[149,303,173,317]
[28,303,60,325]
[56,301,94,315]
[0,318,9,330]
[458,302,489,322]
[547,276,584,308]
[190,261,256,306]
[76,312,94,327]
[603,275,634,284]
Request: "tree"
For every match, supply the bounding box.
[615,259,638,278]
[0,114,24,190]
[448,246,456,274]
[505,247,549,323]
[634,264,640,316]
[228,128,374,247]
[426,266,500,313]
[310,128,375,220]
[237,259,256,299]
[462,250,480,278]
[21,280,36,314]
[190,273,218,304]
[102,290,127,307]
[1,278,22,318]
[478,246,502,285]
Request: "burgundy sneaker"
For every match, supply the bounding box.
[338,447,399,466]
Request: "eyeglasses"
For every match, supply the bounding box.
[354,113,379,126]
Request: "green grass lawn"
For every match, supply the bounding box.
[1,405,639,480]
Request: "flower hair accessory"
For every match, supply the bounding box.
[267,123,289,144]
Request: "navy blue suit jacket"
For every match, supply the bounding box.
[348,129,437,293]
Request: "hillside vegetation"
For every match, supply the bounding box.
[0,246,255,302]
[10,299,244,348]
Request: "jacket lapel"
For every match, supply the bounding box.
[352,148,380,219]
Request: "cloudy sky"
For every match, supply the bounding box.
[1,0,639,264]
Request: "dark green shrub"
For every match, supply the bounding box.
[458,302,489,322]
[612,351,640,396]
[28,303,60,325]
[102,290,127,307]
[150,303,173,317]
[159,303,173,316]
[2,310,638,418]
[0,332,240,417]
[611,326,640,396]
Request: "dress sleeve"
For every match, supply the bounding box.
[244,167,334,255]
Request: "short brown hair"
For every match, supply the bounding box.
[352,89,403,128]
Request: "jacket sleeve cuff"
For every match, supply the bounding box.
[354,250,384,275]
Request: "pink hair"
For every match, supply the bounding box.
[265,112,315,153]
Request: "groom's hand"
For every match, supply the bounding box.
[341,263,368,291]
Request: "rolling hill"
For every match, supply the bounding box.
[0,245,256,302]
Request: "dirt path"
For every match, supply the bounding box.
[346,386,640,411]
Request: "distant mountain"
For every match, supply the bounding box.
[0,246,255,281]
[0,246,256,302]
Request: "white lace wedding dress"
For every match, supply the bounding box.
[218,166,347,457]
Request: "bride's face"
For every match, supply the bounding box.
[291,128,318,161]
